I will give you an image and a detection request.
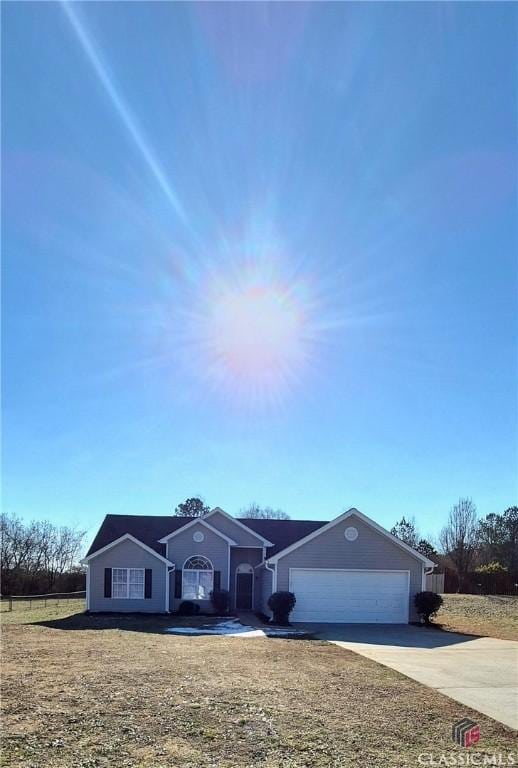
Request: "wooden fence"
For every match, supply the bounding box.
[425,573,445,592]
[0,590,86,612]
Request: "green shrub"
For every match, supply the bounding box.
[414,591,443,625]
[267,591,296,625]
[210,588,230,614]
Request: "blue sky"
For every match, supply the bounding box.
[2,2,516,546]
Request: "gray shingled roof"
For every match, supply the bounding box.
[86,514,328,559]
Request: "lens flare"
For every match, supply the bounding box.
[186,261,314,406]
[208,284,303,375]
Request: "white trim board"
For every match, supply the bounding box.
[158,518,238,546]
[85,564,91,610]
[266,508,436,567]
[422,565,435,591]
[265,561,277,593]
[81,534,173,566]
[205,507,274,546]
[165,563,170,613]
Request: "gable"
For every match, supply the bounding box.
[241,518,328,556]
[267,509,435,567]
[158,517,237,545]
[205,509,267,547]
[165,521,230,569]
[82,533,173,565]
[86,515,190,557]
[276,514,424,569]
[86,536,170,568]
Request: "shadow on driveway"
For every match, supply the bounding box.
[296,623,481,648]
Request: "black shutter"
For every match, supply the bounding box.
[214,571,221,591]
[145,569,152,599]
[104,568,112,598]
[175,569,182,598]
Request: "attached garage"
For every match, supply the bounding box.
[289,568,410,623]
[268,509,434,623]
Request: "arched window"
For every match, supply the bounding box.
[182,555,213,600]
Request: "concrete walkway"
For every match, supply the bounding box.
[308,624,518,730]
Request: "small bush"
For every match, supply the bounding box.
[178,600,201,616]
[267,591,296,626]
[210,588,230,614]
[414,591,443,625]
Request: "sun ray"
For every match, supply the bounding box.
[61,2,187,225]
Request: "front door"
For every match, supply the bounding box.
[236,572,253,610]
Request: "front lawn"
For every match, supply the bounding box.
[1,605,515,767]
[437,594,518,641]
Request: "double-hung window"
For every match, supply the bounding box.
[112,568,145,599]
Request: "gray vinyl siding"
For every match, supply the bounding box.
[258,566,273,615]
[207,511,265,547]
[275,514,423,622]
[167,522,230,611]
[88,539,167,613]
[229,547,263,610]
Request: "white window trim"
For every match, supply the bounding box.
[182,555,214,600]
[111,567,145,600]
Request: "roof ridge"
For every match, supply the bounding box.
[237,517,328,524]
[105,513,192,520]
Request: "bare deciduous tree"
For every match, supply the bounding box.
[240,504,290,520]
[439,498,479,591]
[0,513,85,595]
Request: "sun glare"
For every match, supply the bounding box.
[190,265,312,404]
[210,284,302,372]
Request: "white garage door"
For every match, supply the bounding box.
[289,569,409,623]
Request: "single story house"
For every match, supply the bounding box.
[82,507,435,623]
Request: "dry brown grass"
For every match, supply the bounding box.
[437,594,518,641]
[1,605,515,767]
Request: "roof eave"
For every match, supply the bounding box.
[266,508,436,566]
[204,507,274,546]
[81,533,173,566]
[158,517,238,546]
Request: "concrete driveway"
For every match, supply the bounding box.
[308,624,518,730]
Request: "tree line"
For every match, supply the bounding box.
[174,498,289,519]
[390,499,517,592]
[3,497,516,596]
[0,514,86,595]
[178,497,517,592]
